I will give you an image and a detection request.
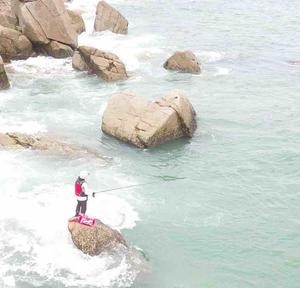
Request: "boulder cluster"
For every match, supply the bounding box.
[0,0,80,60]
[0,0,199,149]
[0,0,202,88]
[0,0,84,87]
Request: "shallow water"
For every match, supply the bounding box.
[1,0,300,287]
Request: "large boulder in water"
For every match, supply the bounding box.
[94,1,128,34]
[14,0,77,48]
[72,46,128,81]
[0,24,33,60]
[0,56,10,89]
[101,91,197,148]
[68,218,127,256]
[163,51,201,74]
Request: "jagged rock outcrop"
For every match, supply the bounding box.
[0,132,103,158]
[0,0,17,29]
[94,1,128,34]
[0,55,9,89]
[68,218,127,256]
[72,46,128,81]
[0,25,32,60]
[163,51,201,74]
[102,91,197,148]
[67,9,85,34]
[14,0,77,48]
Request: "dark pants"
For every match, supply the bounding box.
[75,200,87,216]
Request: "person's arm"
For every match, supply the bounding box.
[82,182,91,197]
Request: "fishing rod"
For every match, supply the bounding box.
[93,177,185,195]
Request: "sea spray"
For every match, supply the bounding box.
[0,148,143,287]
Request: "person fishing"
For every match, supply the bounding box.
[74,170,94,216]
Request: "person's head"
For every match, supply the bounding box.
[79,170,90,180]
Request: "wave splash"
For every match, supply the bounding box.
[0,154,142,288]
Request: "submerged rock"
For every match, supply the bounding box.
[0,132,80,153]
[94,1,128,34]
[0,132,104,158]
[101,91,197,148]
[0,24,32,60]
[163,51,201,74]
[72,46,128,81]
[0,55,10,89]
[14,0,78,48]
[68,218,127,256]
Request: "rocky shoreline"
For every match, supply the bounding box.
[0,0,201,256]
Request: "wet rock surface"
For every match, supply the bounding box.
[163,51,201,74]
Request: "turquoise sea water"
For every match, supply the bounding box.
[0,0,300,287]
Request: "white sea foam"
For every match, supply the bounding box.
[197,51,225,63]
[0,153,25,198]
[2,275,15,287]
[7,33,161,79]
[214,67,231,76]
[66,0,134,25]
[99,102,108,119]
[0,118,47,134]
[5,0,162,79]
[79,32,162,72]
[68,0,162,73]
[65,0,99,17]
[8,56,74,76]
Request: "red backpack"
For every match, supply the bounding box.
[75,179,84,196]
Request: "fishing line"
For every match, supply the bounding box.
[93,177,185,195]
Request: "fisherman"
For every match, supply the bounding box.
[74,170,95,216]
